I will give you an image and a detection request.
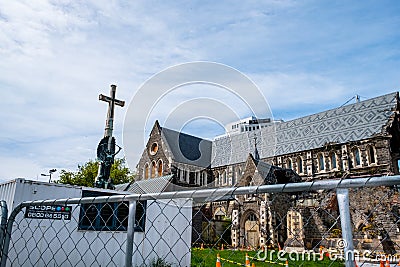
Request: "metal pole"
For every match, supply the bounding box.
[103,84,117,138]
[13,176,400,207]
[336,188,355,267]
[125,200,136,267]
[0,201,8,258]
[1,204,22,267]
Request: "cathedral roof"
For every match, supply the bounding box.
[161,127,212,168]
[275,92,397,155]
[211,92,398,167]
[154,93,397,168]
[119,174,174,194]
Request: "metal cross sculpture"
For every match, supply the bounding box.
[94,84,125,189]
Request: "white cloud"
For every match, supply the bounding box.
[252,72,348,105]
[0,0,399,180]
[0,156,44,181]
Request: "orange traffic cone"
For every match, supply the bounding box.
[386,259,390,267]
[354,260,359,267]
[216,253,221,267]
[380,260,385,267]
[221,244,224,250]
[245,253,250,267]
[251,263,256,267]
[319,246,323,260]
[285,260,289,267]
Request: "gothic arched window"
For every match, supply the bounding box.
[287,158,292,170]
[244,176,254,200]
[215,171,220,186]
[157,160,163,177]
[247,213,257,221]
[151,161,156,178]
[245,176,253,186]
[330,153,337,170]
[318,153,325,171]
[367,146,376,165]
[231,166,236,186]
[223,171,227,185]
[352,147,361,167]
[144,163,149,179]
[297,157,303,174]
[202,171,207,186]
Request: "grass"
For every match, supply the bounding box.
[191,248,344,267]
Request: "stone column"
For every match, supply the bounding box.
[259,199,266,247]
[306,151,313,176]
[232,209,239,248]
[342,145,350,171]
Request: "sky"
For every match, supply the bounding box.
[0,0,399,182]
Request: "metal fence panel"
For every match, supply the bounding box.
[1,176,400,267]
[1,197,192,267]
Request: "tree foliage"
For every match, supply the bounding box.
[58,158,134,187]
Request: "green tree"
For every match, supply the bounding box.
[58,158,134,187]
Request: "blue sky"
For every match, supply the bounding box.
[0,0,399,181]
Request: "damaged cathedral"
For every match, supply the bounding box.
[134,92,400,251]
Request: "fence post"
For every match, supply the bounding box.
[0,201,8,258]
[125,200,136,267]
[336,188,355,267]
[1,204,22,267]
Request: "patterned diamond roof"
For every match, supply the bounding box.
[211,92,398,167]
[120,175,174,194]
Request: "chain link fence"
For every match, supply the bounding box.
[1,176,400,266]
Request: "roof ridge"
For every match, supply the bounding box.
[160,126,212,142]
[280,92,397,125]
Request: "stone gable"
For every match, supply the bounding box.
[137,121,171,180]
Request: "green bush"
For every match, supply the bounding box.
[149,257,172,267]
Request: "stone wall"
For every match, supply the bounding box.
[137,124,171,180]
[273,136,394,181]
[294,187,400,253]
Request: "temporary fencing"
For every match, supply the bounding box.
[0,175,399,266]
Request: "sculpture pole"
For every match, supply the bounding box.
[94,85,125,189]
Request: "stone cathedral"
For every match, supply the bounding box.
[134,92,400,251]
